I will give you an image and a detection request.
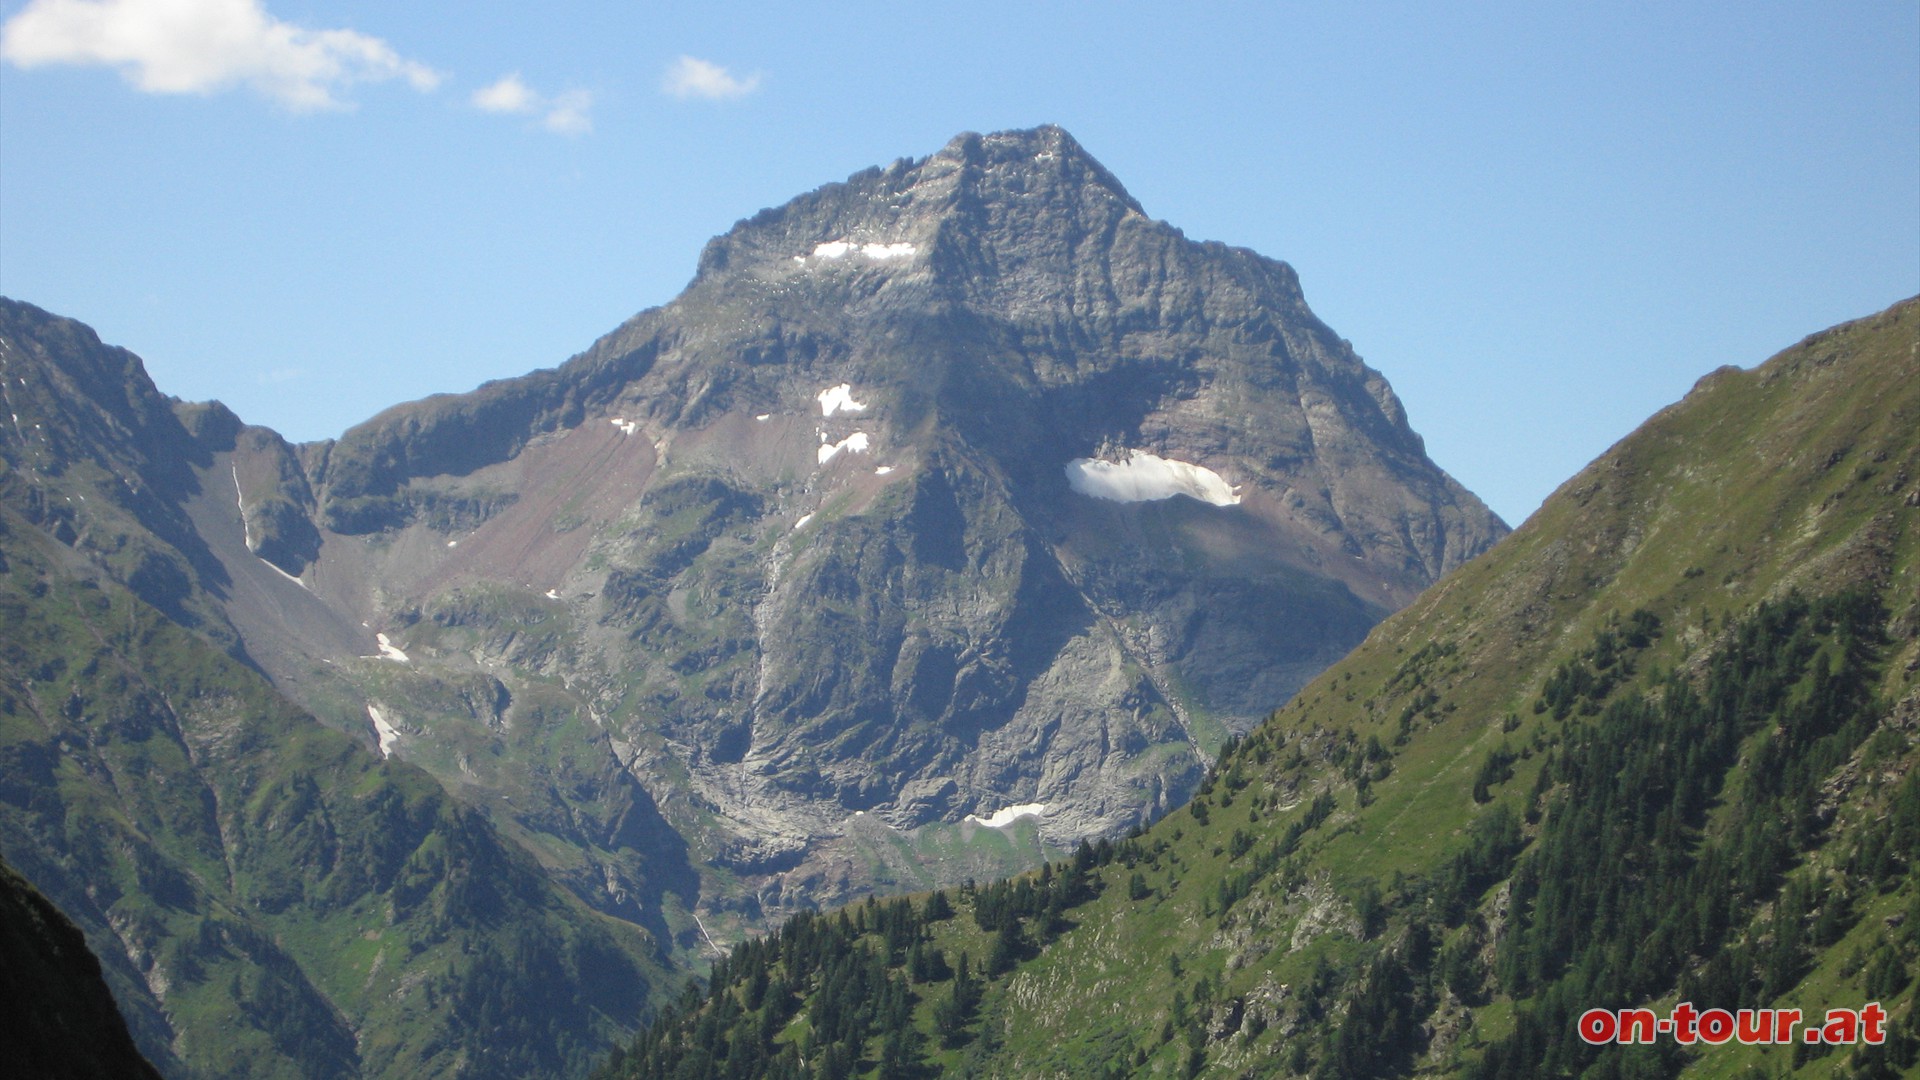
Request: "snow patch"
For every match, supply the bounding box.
[371,633,410,663]
[817,431,870,464]
[231,463,254,549]
[446,539,459,548]
[801,240,917,262]
[690,910,724,958]
[755,413,771,422]
[965,803,1046,829]
[817,384,868,417]
[792,513,813,531]
[1065,451,1241,506]
[368,705,400,759]
[233,467,310,589]
[610,417,637,436]
[545,589,561,600]
[260,558,309,591]
[874,465,894,476]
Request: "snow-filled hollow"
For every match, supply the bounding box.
[817,384,868,417]
[796,240,917,263]
[368,705,400,759]
[965,803,1046,828]
[1065,451,1241,507]
[818,431,870,464]
[233,463,309,589]
[262,558,309,590]
[371,632,410,663]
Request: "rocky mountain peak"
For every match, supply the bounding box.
[2,129,1510,947]
[691,124,1144,290]
[924,124,1146,217]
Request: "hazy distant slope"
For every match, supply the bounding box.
[0,509,673,1078]
[0,301,674,1078]
[604,297,1920,1078]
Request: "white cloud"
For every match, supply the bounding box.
[472,71,591,135]
[662,55,758,100]
[0,0,441,110]
[542,88,591,135]
[471,71,534,114]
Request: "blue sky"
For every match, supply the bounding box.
[2,2,1914,525]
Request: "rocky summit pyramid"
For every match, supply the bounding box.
[1,126,1504,956]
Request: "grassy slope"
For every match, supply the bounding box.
[1,297,690,1078]
[0,511,674,1079]
[605,297,1920,1078]
[984,298,1920,1076]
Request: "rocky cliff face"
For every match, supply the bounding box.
[2,127,1505,950]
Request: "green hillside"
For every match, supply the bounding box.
[0,507,674,1078]
[597,298,1920,1079]
[0,297,689,1077]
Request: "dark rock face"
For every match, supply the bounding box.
[0,127,1505,940]
[0,854,165,1080]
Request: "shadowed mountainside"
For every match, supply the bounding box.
[0,853,165,1080]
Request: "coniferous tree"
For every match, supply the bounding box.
[935,952,981,1047]
[989,915,1027,976]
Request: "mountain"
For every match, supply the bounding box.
[599,297,1920,1078]
[0,124,1505,1075]
[0,305,673,1077]
[0,853,165,1080]
[193,125,1503,942]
